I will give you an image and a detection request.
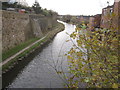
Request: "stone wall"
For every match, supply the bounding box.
[2,11,31,51]
[2,11,57,52]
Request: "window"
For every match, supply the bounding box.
[110,8,113,14]
[104,9,107,15]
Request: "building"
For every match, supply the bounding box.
[100,5,114,29]
[88,16,95,31]
[94,14,101,28]
[112,0,120,31]
[77,16,90,25]
[100,0,120,30]
[87,14,101,30]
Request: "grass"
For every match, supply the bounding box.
[2,22,64,62]
[2,38,40,62]
[2,37,47,72]
[2,22,65,72]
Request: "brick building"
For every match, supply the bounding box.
[112,0,120,31]
[88,16,95,30]
[94,14,101,28]
[100,0,120,30]
[100,5,114,29]
[77,16,90,25]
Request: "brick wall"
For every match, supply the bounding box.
[112,1,120,30]
[100,5,113,29]
[88,17,95,30]
[100,1,120,30]
[94,14,101,28]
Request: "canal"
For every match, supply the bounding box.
[3,21,76,88]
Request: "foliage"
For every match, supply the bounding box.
[2,1,57,15]
[2,2,17,10]
[70,17,78,24]
[41,9,58,16]
[2,2,32,12]
[60,15,89,26]
[64,24,119,88]
[32,1,42,14]
[53,23,119,88]
[62,15,72,23]
[41,8,50,16]
[32,1,58,16]
[2,22,64,72]
[2,38,39,62]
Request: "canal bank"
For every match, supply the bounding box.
[2,21,65,74]
[3,21,76,88]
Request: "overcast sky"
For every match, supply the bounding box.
[26,0,114,15]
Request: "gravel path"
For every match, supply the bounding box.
[0,36,47,67]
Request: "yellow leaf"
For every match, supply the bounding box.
[112,83,118,88]
[66,40,70,42]
[67,55,72,60]
[57,71,63,74]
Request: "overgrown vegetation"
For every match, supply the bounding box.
[32,1,58,16]
[60,15,90,25]
[58,24,118,88]
[2,2,32,12]
[56,5,119,88]
[2,1,58,16]
[2,37,46,72]
[32,1,42,14]
[2,38,39,62]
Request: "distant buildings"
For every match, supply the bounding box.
[100,5,114,29]
[100,0,120,30]
[58,0,120,31]
[88,0,120,31]
[77,16,89,24]
[88,16,95,30]
[94,14,101,28]
[88,14,101,30]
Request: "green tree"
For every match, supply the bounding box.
[62,15,72,23]
[32,1,42,14]
[2,2,18,10]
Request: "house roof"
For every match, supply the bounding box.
[103,5,114,9]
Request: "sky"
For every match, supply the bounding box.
[26,0,114,15]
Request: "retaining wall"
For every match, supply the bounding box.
[2,11,57,52]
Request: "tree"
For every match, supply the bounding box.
[56,13,118,88]
[63,23,118,88]
[2,2,18,10]
[62,15,72,23]
[32,0,42,14]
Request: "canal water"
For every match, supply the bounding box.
[4,21,76,88]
